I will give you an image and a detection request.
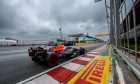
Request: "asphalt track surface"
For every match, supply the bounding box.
[0,44,105,84]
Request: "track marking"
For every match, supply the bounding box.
[86,54,96,56]
[90,52,98,53]
[77,57,92,62]
[25,74,59,84]
[71,59,89,65]
[47,67,77,83]
[82,55,95,58]
[115,60,125,84]
[62,62,85,72]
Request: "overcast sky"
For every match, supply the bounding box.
[0,0,108,41]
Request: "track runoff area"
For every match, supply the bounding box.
[17,44,111,84]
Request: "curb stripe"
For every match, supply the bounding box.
[61,72,78,84]
[47,67,77,83]
[71,59,89,65]
[62,62,85,72]
[88,53,98,55]
[86,54,96,56]
[77,57,92,62]
[82,55,95,58]
[90,52,98,53]
[25,74,59,84]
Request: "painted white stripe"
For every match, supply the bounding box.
[77,65,85,71]
[62,62,85,72]
[90,50,96,52]
[25,74,59,84]
[115,61,125,84]
[91,51,98,53]
[77,57,92,62]
[86,54,96,56]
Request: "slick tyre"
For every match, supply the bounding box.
[47,53,59,66]
[28,49,32,56]
[80,48,86,55]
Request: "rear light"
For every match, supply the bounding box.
[35,53,37,56]
[30,58,32,61]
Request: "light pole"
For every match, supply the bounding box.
[59,28,62,40]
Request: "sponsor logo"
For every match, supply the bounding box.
[80,60,105,83]
[68,56,110,84]
[57,50,64,53]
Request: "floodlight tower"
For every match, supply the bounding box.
[59,28,62,40]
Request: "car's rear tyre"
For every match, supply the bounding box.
[47,53,59,66]
[80,48,86,55]
[28,49,32,56]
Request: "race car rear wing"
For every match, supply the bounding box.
[28,47,47,56]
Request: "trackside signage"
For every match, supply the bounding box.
[95,34,110,37]
[67,56,110,84]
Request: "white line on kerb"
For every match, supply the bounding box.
[115,60,125,84]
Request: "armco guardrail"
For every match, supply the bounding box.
[75,42,107,45]
[0,44,45,47]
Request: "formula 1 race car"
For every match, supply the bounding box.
[28,45,86,66]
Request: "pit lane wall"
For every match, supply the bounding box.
[75,42,107,45]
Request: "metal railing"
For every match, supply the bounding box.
[108,0,140,64]
[119,46,140,64]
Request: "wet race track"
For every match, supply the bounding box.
[0,44,105,84]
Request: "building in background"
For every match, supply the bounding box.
[68,33,104,43]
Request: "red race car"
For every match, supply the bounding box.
[28,45,86,66]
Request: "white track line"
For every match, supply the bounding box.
[77,57,92,62]
[86,54,96,56]
[115,61,125,84]
[62,62,85,72]
[25,74,59,84]
[90,52,98,53]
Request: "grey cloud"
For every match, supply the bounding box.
[0,1,17,29]
[0,0,108,41]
